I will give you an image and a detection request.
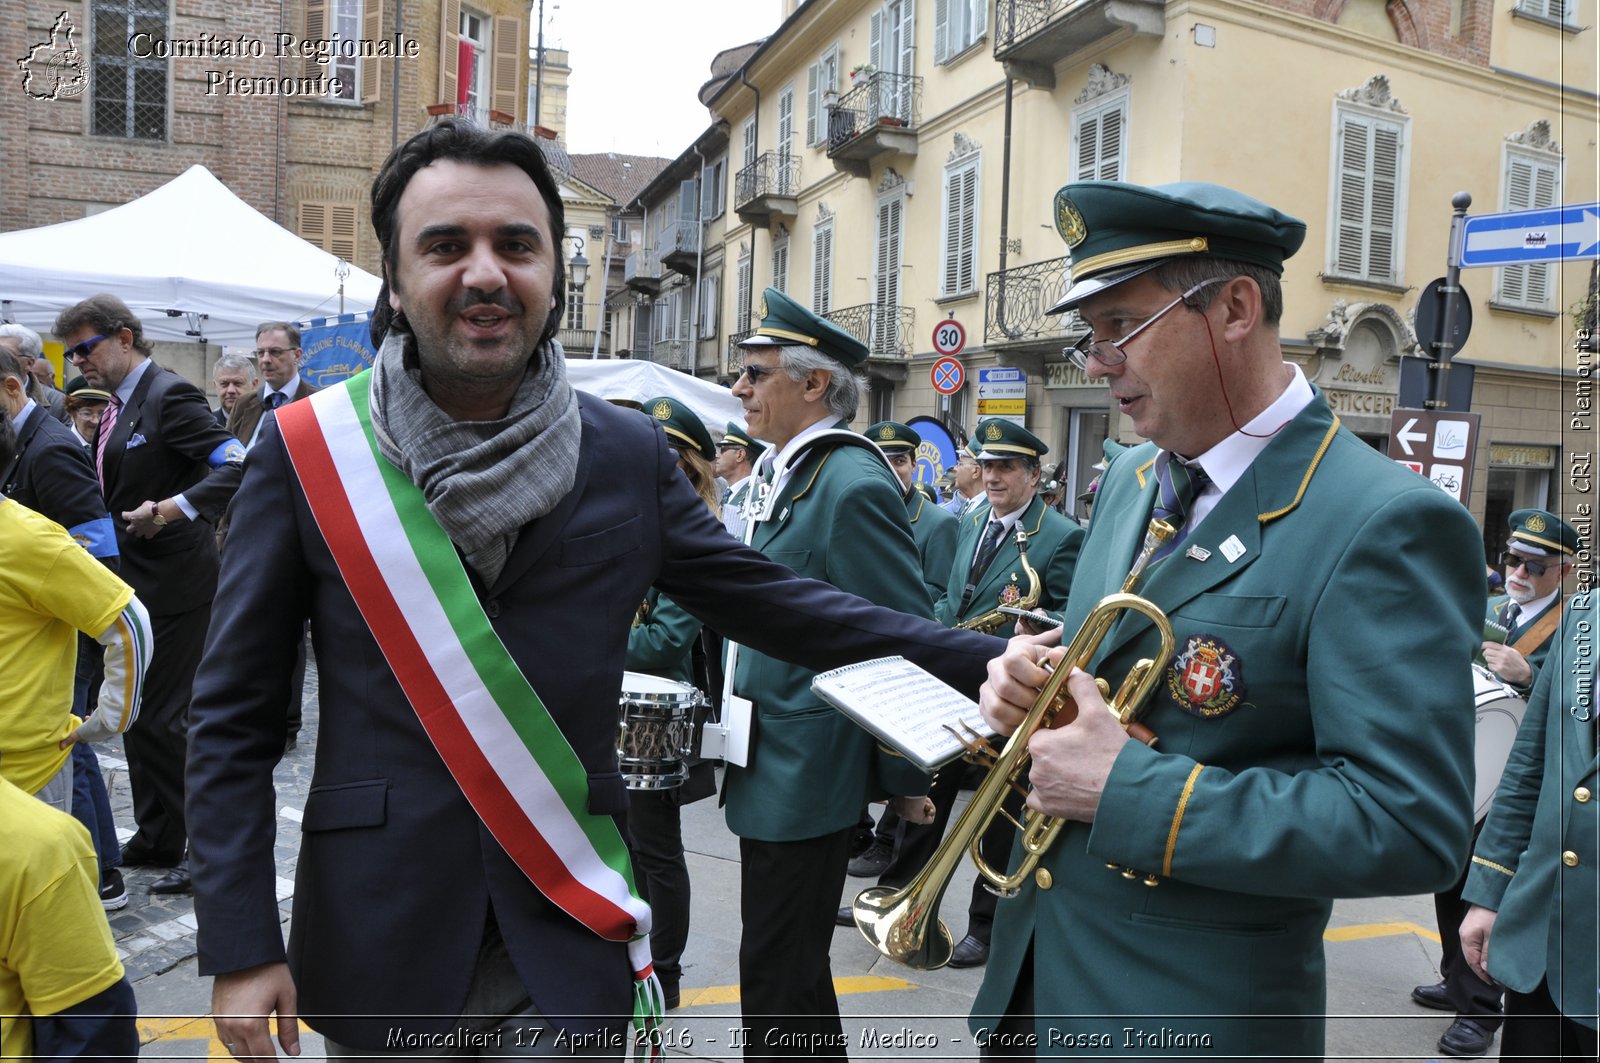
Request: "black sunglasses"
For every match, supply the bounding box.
[740,363,777,385]
[64,334,108,361]
[1500,551,1553,577]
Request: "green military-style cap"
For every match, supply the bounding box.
[973,418,1049,461]
[963,435,982,460]
[1048,181,1307,312]
[719,422,767,461]
[63,375,113,404]
[738,287,869,368]
[865,420,921,453]
[644,395,716,462]
[1506,508,1579,557]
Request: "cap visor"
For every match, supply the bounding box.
[737,334,783,348]
[1048,259,1168,314]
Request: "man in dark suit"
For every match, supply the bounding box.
[55,294,245,896]
[0,323,68,422]
[187,120,1003,1061]
[210,353,256,428]
[225,322,319,447]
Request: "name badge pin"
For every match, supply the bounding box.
[1185,545,1211,562]
[1219,535,1246,563]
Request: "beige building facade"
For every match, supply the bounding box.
[688,0,1593,543]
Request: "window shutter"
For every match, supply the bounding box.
[869,10,883,72]
[898,0,916,76]
[633,303,654,352]
[437,0,461,109]
[942,169,962,294]
[360,0,385,103]
[813,221,833,313]
[773,241,789,294]
[491,15,522,118]
[959,164,978,292]
[297,202,359,261]
[737,250,754,333]
[1334,113,1371,276]
[743,117,757,170]
[1500,153,1560,307]
[298,202,326,247]
[972,0,987,40]
[305,0,328,81]
[1098,105,1124,179]
[778,86,795,163]
[701,274,720,339]
[1074,109,1099,181]
[1367,125,1400,281]
[807,64,820,146]
[934,0,950,63]
[1332,110,1405,282]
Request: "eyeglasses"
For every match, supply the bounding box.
[253,346,298,358]
[885,452,914,465]
[64,334,107,361]
[1501,551,1555,577]
[1065,278,1226,371]
[739,363,777,385]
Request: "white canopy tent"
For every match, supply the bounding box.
[565,357,746,439]
[0,165,381,346]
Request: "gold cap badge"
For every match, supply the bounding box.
[1055,190,1087,248]
[985,422,1003,441]
[652,400,673,421]
[758,295,769,320]
[1526,514,1547,533]
[878,425,897,441]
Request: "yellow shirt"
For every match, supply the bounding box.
[0,500,132,793]
[0,778,126,1060]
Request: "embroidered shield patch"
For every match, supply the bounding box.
[999,580,1022,606]
[1166,634,1244,718]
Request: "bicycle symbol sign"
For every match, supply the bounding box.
[931,356,965,395]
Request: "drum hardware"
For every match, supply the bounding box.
[616,672,708,791]
[1470,662,1528,822]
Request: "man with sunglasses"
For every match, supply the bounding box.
[54,294,245,897]
[1410,506,1579,1057]
[972,181,1485,1058]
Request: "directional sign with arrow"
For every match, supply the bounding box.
[1387,408,1482,503]
[1459,202,1600,268]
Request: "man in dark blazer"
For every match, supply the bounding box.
[225,321,319,448]
[187,121,1003,1061]
[974,182,1484,1058]
[55,293,245,896]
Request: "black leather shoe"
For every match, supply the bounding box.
[1411,980,1452,1011]
[119,844,181,869]
[947,934,989,968]
[847,840,893,878]
[1438,1019,1494,1058]
[149,863,193,895]
[836,905,854,927]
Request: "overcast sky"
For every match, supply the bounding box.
[544,0,785,158]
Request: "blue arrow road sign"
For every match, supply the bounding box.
[1458,203,1600,267]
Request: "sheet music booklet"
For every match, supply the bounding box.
[811,656,995,773]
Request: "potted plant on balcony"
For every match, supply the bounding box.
[849,62,876,83]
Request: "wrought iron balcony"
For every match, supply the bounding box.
[657,221,702,276]
[557,325,611,357]
[992,0,1164,88]
[624,246,663,293]
[984,256,1083,355]
[727,327,755,378]
[735,151,801,225]
[649,338,694,373]
[825,71,921,177]
[825,302,914,359]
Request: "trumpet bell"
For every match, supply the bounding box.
[851,884,955,970]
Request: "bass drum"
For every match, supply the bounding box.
[1472,663,1528,822]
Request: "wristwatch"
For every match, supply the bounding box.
[151,506,168,528]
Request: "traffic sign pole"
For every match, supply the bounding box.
[1431,192,1472,409]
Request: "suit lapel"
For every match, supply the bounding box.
[105,363,158,493]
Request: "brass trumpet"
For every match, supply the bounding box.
[852,518,1178,969]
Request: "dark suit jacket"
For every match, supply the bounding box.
[98,361,244,615]
[186,391,1002,1050]
[225,378,319,445]
[2,404,117,560]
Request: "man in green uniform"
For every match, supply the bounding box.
[867,420,958,603]
[1460,594,1596,1061]
[725,288,965,1059]
[1412,506,1578,1057]
[974,181,1484,1059]
[715,421,765,540]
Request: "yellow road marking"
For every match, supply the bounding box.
[137,1015,230,1059]
[683,974,918,1008]
[1324,920,1441,944]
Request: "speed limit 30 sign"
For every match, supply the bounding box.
[932,319,966,357]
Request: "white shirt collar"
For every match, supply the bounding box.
[264,373,301,402]
[755,416,839,497]
[113,358,152,405]
[1512,587,1561,624]
[15,398,37,422]
[1179,363,1314,530]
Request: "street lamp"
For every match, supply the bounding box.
[567,234,589,292]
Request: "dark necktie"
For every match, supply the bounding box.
[1502,602,1521,633]
[1150,456,1210,562]
[969,519,1007,585]
[266,391,287,410]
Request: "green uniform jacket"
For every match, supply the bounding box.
[1462,595,1597,1028]
[626,588,697,687]
[1486,594,1562,696]
[907,488,958,605]
[725,426,936,841]
[936,495,1083,627]
[970,393,1484,1060]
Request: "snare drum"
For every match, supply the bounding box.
[1471,663,1528,822]
[617,672,704,790]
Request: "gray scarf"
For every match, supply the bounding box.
[367,332,581,585]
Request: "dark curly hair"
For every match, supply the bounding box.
[368,119,567,351]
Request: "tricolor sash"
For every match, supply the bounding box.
[276,371,663,1056]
